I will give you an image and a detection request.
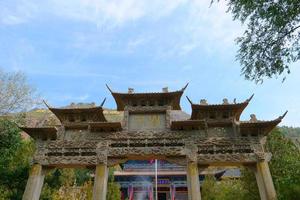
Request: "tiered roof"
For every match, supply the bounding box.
[20,99,122,139]
[187,94,254,121]
[171,95,253,130]
[20,85,286,139]
[240,111,288,136]
[106,84,188,111]
[45,100,122,131]
[44,99,107,124]
[19,127,58,140]
[170,120,206,130]
[171,94,287,135]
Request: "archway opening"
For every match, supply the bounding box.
[114,159,188,200]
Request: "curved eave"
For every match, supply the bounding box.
[48,106,107,122]
[111,91,184,111]
[49,106,104,114]
[19,127,57,140]
[171,120,206,130]
[63,122,89,130]
[190,102,249,120]
[63,121,122,131]
[240,119,282,136]
[89,122,122,132]
[206,119,234,127]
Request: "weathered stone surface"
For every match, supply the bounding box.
[92,164,108,200]
[21,88,283,200]
[22,164,45,200]
[186,161,201,200]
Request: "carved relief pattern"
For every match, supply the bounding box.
[125,105,171,112]
[108,147,184,157]
[107,158,128,167]
[197,153,259,163]
[164,156,187,166]
[33,133,266,166]
[39,156,98,166]
[86,130,190,140]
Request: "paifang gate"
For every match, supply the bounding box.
[20,84,287,200]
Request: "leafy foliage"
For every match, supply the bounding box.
[214,0,300,82]
[0,119,34,200]
[201,175,217,200]
[40,168,93,200]
[201,128,300,200]
[51,180,93,200]
[0,69,39,114]
[75,168,92,186]
[239,167,260,200]
[201,174,251,200]
[266,128,300,199]
[107,168,121,200]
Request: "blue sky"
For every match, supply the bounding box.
[0,0,299,126]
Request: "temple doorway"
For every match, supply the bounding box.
[158,192,167,200]
[115,159,189,200]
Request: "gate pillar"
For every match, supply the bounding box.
[22,164,45,200]
[92,164,108,200]
[254,165,268,200]
[256,161,277,200]
[186,161,201,200]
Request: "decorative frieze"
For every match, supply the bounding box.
[31,135,267,166]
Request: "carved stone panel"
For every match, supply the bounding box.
[32,132,267,167]
[128,113,166,131]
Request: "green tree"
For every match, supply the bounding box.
[239,167,260,200]
[202,174,249,200]
[0,69,39,114]
[200,126,300,200]
[40,168,93,199]
[266,128,300,199]
[201,175,217,200]
[40,168,76,200]
[0,69,39,199]
[0,119,34,200]
[75,168,92,186]
[214,0,300,83]
[214,179,246,200]
[107,168,121,200]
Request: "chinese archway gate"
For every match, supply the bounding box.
[20,84,286,200]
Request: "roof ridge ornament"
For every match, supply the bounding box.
[181,83,189,91]
[200,99,208,105]
[100,98,106,107]
[186,96,193,105]
[128,88,134,94]
[250,114,258,122]
[162,87,168,93]
[246,94,255,103]
[43,100,51,109]
[222,98,229,104]
[279,110,288,120]
[106,84,113,93]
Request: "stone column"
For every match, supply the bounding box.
[256,161,277,200]
[186,161,201,200]
[253,165,268,200]
[93,164,108,200]
[22,164,45,200]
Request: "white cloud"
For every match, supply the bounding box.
[1,0,244,63]
[49,0,187,26]
[49,93,90,103]
[0,0,38,25]
[0,0,186,26]
[126,36,151,53]
[1,15,26,25]
[161,0,243,57]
